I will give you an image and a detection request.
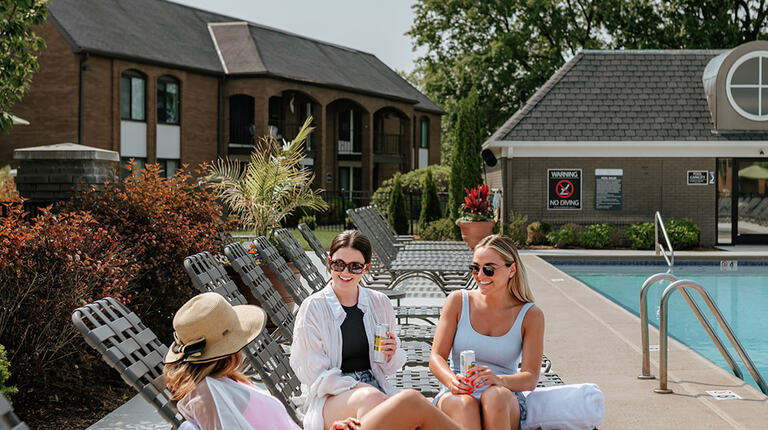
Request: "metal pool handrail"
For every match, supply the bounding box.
[655,279,768,395]
[654,211,674,267]
[638,272,742,381]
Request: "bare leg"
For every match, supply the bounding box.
[322,383,388,429]
[479,386,519,430]
[360,389,462,430]
[436,392,481,430]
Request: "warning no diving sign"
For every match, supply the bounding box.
[548,169,581,210]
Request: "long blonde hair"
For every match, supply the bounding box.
[163,352,248,401]
[475,234,534,303]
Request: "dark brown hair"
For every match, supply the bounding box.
[329,230,372,263]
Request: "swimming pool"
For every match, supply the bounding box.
[552,260,768,392]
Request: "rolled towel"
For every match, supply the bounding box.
[522,383,604,430]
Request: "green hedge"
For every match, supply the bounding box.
[526,221,551,245]
[420,218,456,241]
[579,223,614,248]
[547,224,579,248]
[0,344,17,401]
[625,222,654,249]
[625,218,700,250]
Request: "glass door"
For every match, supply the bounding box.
[734,159,768,243]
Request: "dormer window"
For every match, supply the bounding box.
[726,51,768,121]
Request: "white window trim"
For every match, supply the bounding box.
[483,140,768,158]
[726,50,768,121]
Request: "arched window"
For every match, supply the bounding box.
[419,117,429,149]
[726,51,768,121]
[157,75,180,125]
[120,70,146,121]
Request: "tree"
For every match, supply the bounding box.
[447,92,483,220]
[1,0,48,132]
[419,169,442,231]
[388,174,409,235]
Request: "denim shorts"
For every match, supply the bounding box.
[341,369,383,392]
[514,391,528,424]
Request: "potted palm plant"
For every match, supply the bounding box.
[207,116,328,307]
[456,184,496,249]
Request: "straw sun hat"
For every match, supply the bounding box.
[164,292,266,364]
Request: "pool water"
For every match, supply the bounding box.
[553,261,768,392]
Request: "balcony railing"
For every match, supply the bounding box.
[338,139,361,154]
[374,133,403,156]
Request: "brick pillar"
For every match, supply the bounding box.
[361,111,373,192]
[14,143,120,202]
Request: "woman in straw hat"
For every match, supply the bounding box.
[164,292,461,430]
[429,234,545,430]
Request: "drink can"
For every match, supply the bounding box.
[460,350,476,376]
[373,323,389,363]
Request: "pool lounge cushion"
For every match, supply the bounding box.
[522,383,604,430]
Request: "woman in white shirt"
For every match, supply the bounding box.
[291,230,456,430]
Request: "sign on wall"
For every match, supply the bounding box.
[687,170,709,185]
[548,169,581,210]
[595,168,623,210]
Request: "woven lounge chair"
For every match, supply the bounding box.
[71,297,185,428]
[251,235,437,345]
[361,206,471,250]
[0,392,28,430]
[185,250,295,343]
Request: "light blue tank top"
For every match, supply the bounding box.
[439,290,534,400]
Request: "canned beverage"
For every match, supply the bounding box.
[460,350,476,376]
[373,323,390,363]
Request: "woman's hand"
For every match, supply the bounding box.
[381,332,397,362]
[467,365,503,389]
[449,372,475,395]
[330,417,361,430]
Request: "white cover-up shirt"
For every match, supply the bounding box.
[289,284,406,430]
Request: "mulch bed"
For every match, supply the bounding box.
[13,354,135,429]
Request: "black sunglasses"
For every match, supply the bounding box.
[469,263,512,277]
[329,259,367,274]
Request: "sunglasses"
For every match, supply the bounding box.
[329,259,367,274]
[469,263,512,277]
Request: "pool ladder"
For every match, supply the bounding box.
[639,273,768,395]
[654,211,674,268]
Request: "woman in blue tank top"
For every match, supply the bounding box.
[430,234,544,430]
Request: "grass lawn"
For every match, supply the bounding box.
[231,228,343,251]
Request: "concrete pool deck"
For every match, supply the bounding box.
[524,253,768,429]
[89,249,768,429]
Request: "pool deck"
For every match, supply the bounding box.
[89,249,768,429]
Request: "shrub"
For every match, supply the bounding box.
[505,212,528,247]
[0,344,17,401]
[526,221,551,245]
[388,174,409,235]
[420,218,456,241]
[666,218,700,249]
[447,92,483,219]
[344,216,355,230]
[579,223,614,248]
[457,184,493,222]
[419,169,443,231]
[625,222,654,250]
[547,224,579,248]
[371,165,449,216]
[0,166,18,201]
[298,214,317,230]
[0,202,138,401]
[63,162,233,341]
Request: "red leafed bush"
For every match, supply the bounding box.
[459,184,493,221]
[63,162,234,341]
[0,202,138,392]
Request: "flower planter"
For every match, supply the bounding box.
[458,220,496,249]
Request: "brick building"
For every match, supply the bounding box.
[0,0,444,195]
[484,41,768,246]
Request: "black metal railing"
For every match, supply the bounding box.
[373,133,403,156]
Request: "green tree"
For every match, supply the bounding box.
[447,92,483,220]
[388,174,409,234]
[1,0,48,132]
[419,169,442,231]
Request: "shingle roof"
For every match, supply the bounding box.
[48,0,443,113]
[488,50,768,142]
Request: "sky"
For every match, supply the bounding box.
[169,0,425,73]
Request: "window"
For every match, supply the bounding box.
[419,118,429,149]
[726,51,768,121]
[121,71,146,121]
[158,159,180,178]
[157,76,180,124]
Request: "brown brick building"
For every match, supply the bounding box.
[0,0,444,195]
[484,41,768,246]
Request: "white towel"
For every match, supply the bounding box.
[522,383,604,430]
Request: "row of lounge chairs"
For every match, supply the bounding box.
[0,392,28,430]
[70,224,565,429]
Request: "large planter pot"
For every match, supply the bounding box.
[458,220,496,249]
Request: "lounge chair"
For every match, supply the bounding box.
[0,392,29,430]
[71,297,184,428]
[360,206,471,250]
